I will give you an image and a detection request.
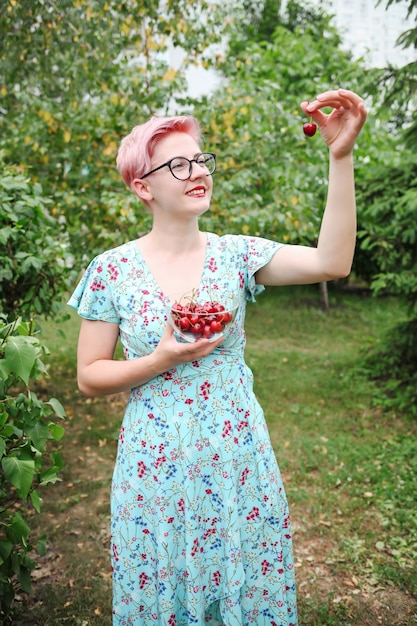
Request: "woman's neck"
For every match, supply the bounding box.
[136,229,208,297]
[141,222,205,255]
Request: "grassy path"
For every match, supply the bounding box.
[14,285,417,625]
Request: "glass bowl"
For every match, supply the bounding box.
[166,292,239,343]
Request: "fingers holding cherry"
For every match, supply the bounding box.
[300,89,367,146]
[302,100,318,137]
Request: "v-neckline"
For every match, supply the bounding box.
[133,232,211,299]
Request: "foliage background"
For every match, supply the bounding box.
[0,0,414,266]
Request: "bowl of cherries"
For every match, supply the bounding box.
[166,291,238,343]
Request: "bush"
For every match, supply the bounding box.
[356,153,417,313]
[0,159,71,321]
[0,317,65,622]
[356,152,417,416]
[363,319,417,417]
[0,160,68,620]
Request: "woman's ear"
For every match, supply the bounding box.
[132,177,153,203]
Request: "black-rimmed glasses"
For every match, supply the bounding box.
[141,152,216,181]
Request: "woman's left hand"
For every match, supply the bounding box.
[300,88,367,159]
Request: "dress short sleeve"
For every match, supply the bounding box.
[239,235,285,302]
[67,252,121,323]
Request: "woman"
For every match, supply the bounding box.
[68,89,367,625]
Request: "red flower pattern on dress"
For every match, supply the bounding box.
[246,506,260,520]
[107,263,119,281]
[137,461,147,478]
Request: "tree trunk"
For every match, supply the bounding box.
[319,281,329,311]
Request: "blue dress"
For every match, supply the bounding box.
[68,233,298,626]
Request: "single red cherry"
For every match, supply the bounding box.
[303,121,317,137]
[210,320,223,333]
[221,311,233,324]
[202,324,213,337]
[179,317,191,331]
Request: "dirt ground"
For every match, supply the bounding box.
[293,521,417,626]
[17,395,417,626]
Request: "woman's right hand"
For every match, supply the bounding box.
[154,323,224,369]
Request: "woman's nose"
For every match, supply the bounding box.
[189,159,207,179]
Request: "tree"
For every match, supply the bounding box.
[227,0,336,56]
[190,0,402,319]
[0,5,230,612]
[0,0,230,263]
[227,0,285,53]
[194,1,377,248]
[376,0,417,146]
[354,0,417,415]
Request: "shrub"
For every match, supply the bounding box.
[0,159,68,620]
[0,316,66,621]
[356,152,417,416]
[0,158,71,321]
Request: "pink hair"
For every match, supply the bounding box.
[116,116,202,190]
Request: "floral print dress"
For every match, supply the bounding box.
[68,232,298,626]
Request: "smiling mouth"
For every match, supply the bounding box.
[186,187,206,197]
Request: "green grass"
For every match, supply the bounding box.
[12,285,417,625]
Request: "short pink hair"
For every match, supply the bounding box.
[116,115,202,190]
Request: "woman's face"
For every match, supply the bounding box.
[142,131,214,218]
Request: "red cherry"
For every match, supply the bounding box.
[303,121,317,137]
[221,311,232,324]
[171,297,235,341]
[210,320,223,333]
[202,324,213,337]
[179,317,191,330]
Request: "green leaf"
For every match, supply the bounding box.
[1,424,16,438]
[4,336,37,386]
[47,397,66,419]
[0,438,6,459]
[36,535,47,556]
[1,457,35,499]
[0,360,10,381]
[0,409,8,427]
[26,420,49,451]
[48,422,65,441]
[0,226,13,245]
[50,450,63,471]
[6,512,30,545]
[0,539,12,565]
[18,566,32,593]
[39,466,62,487]
[30,489,42,514]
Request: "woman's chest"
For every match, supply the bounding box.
[145,255,206,300]
[110,238,244,314]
